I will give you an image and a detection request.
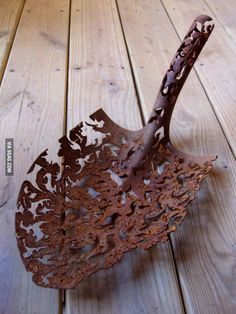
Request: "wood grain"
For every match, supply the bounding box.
[0,0,24,84]
[65,0,184,313]
[117,0,236,313]
[162,0,236,159]
[203,0,236,42]
[0,0,69,313]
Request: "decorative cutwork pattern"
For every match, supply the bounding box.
[16,15,215,288]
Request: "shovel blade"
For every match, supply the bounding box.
[16,108,215,288]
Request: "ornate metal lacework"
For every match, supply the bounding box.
[16,15,216,288]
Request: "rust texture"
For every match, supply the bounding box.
[16,15,216,288]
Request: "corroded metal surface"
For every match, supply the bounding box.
[16,15,216,288]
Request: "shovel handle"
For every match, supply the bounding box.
[148,15,214,137]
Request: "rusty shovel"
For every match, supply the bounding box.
[16,15,216,288]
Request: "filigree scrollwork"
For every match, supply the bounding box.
[16,15,216,288]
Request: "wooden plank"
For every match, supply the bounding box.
[0,0,69,313]
[0,0,24,84]
[117,0,236,313]
[203,0,236,42]
[65,0,184,313]
[162,0,236,159]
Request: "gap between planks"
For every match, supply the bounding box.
[0,0,25,84]
[60,0,72,310]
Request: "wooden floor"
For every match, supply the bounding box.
[0,0,236,313]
